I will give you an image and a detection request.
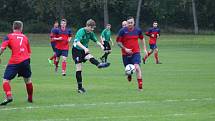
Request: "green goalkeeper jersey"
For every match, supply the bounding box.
[73,27,98,50]
[101,28,111,42]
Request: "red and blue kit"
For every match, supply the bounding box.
[53,28,72,50]
[145,27,160,45]
[1,32,31,64]
[116,27,144,55]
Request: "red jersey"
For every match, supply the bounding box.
[145,27,160,44]
[1,31,31,64]
[49,27,59,42]
[116,27,144,55]
[53,28,72,50]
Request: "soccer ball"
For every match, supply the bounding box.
[125,64,136,75]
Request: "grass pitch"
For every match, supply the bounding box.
[0,34,215,121]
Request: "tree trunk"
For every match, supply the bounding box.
[135,0,143,28]
[103,0,109,27]
[192,0,198,34]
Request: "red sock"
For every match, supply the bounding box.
[3,81,12,98]
[62,61,67,73]
[154,52,159,63]
[137,79,143,89]
[26,83,33,102]
[55,61,59,67]
[144,52,152,60]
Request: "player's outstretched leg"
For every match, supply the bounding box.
[143,51,153,64]
[89,57,110,68]
[0,81,13,106]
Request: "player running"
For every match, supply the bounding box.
[143,21,161,64]
[116,17,147,90]
[0,21,33,105]
[100,24,113,63]
[48,21,59,65]
[72,19,110,93]
[52,19,72,76]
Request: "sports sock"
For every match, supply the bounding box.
[104,52,110,62]
[137,79,143,89]
[26,83,33,101]
[62,61,67,73]
[3,81,12,98]
[76,71,82,89]
[55,60,59,67]
[89,58,100,66]
[154,52,159,63]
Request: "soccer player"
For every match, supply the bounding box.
[72,19,110,93]
[48,21,59,65]
[116,17,147,90]
[100,24,113,63]
[143,21,161,64]
[0,21,33,105]
[53,19,72,76]
[122,21,127,28]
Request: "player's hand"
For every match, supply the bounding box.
[100,45,104,50]
[151,34,155,37]
[59,37,63,40]
[157,34,160,39]
[125,48,133,54]
[84,48,89,54]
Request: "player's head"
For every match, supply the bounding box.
[122,21,127,28]
[13,21,23,32]
[106,24,111,29]
[153,21,158,28]
[60,19,67,29]
[86,19,96,32]
[127,17,135,29]
[54,21,59,28]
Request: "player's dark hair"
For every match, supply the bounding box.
[127,16,134,20]
[13,21,23,30]
[61,19,67,23]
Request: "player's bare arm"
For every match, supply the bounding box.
[96,41,104,50]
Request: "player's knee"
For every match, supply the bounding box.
[76,64,82,71]
[84,54,93,60]
[24,77,32,83]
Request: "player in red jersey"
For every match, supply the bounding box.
[52,19,72,76]
[143,21,161,64]
[48,21,59,65]
[116,17,147,90]
[0,21,33,105]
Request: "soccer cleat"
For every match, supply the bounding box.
[48,59,54,65]
[62,73,66,76]
[0,97,13,106]
[97,62,110,68]
[28,98,33,103]
[143,58,146,64]
[156,61,162,64]
[127,75,132,82]
[78,88,86,94]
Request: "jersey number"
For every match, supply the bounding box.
[17,36,23,46]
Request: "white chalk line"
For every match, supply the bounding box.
[0,97,214,112]
[24,112,215,121]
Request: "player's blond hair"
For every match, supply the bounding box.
[86,19,96,28]
[13,21,23,31]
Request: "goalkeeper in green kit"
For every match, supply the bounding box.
[72,19,110,93]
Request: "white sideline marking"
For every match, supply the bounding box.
[24,112,212,121]
[0,97,214,111]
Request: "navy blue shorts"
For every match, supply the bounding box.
[56,49,68,57]
[122,53,141,67]
[50,41,57,52]
[149,44,157,50]
[4,59,32,80]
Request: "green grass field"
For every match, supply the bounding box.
[0,34,215,121]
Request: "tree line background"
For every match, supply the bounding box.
[0,0,214,34]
